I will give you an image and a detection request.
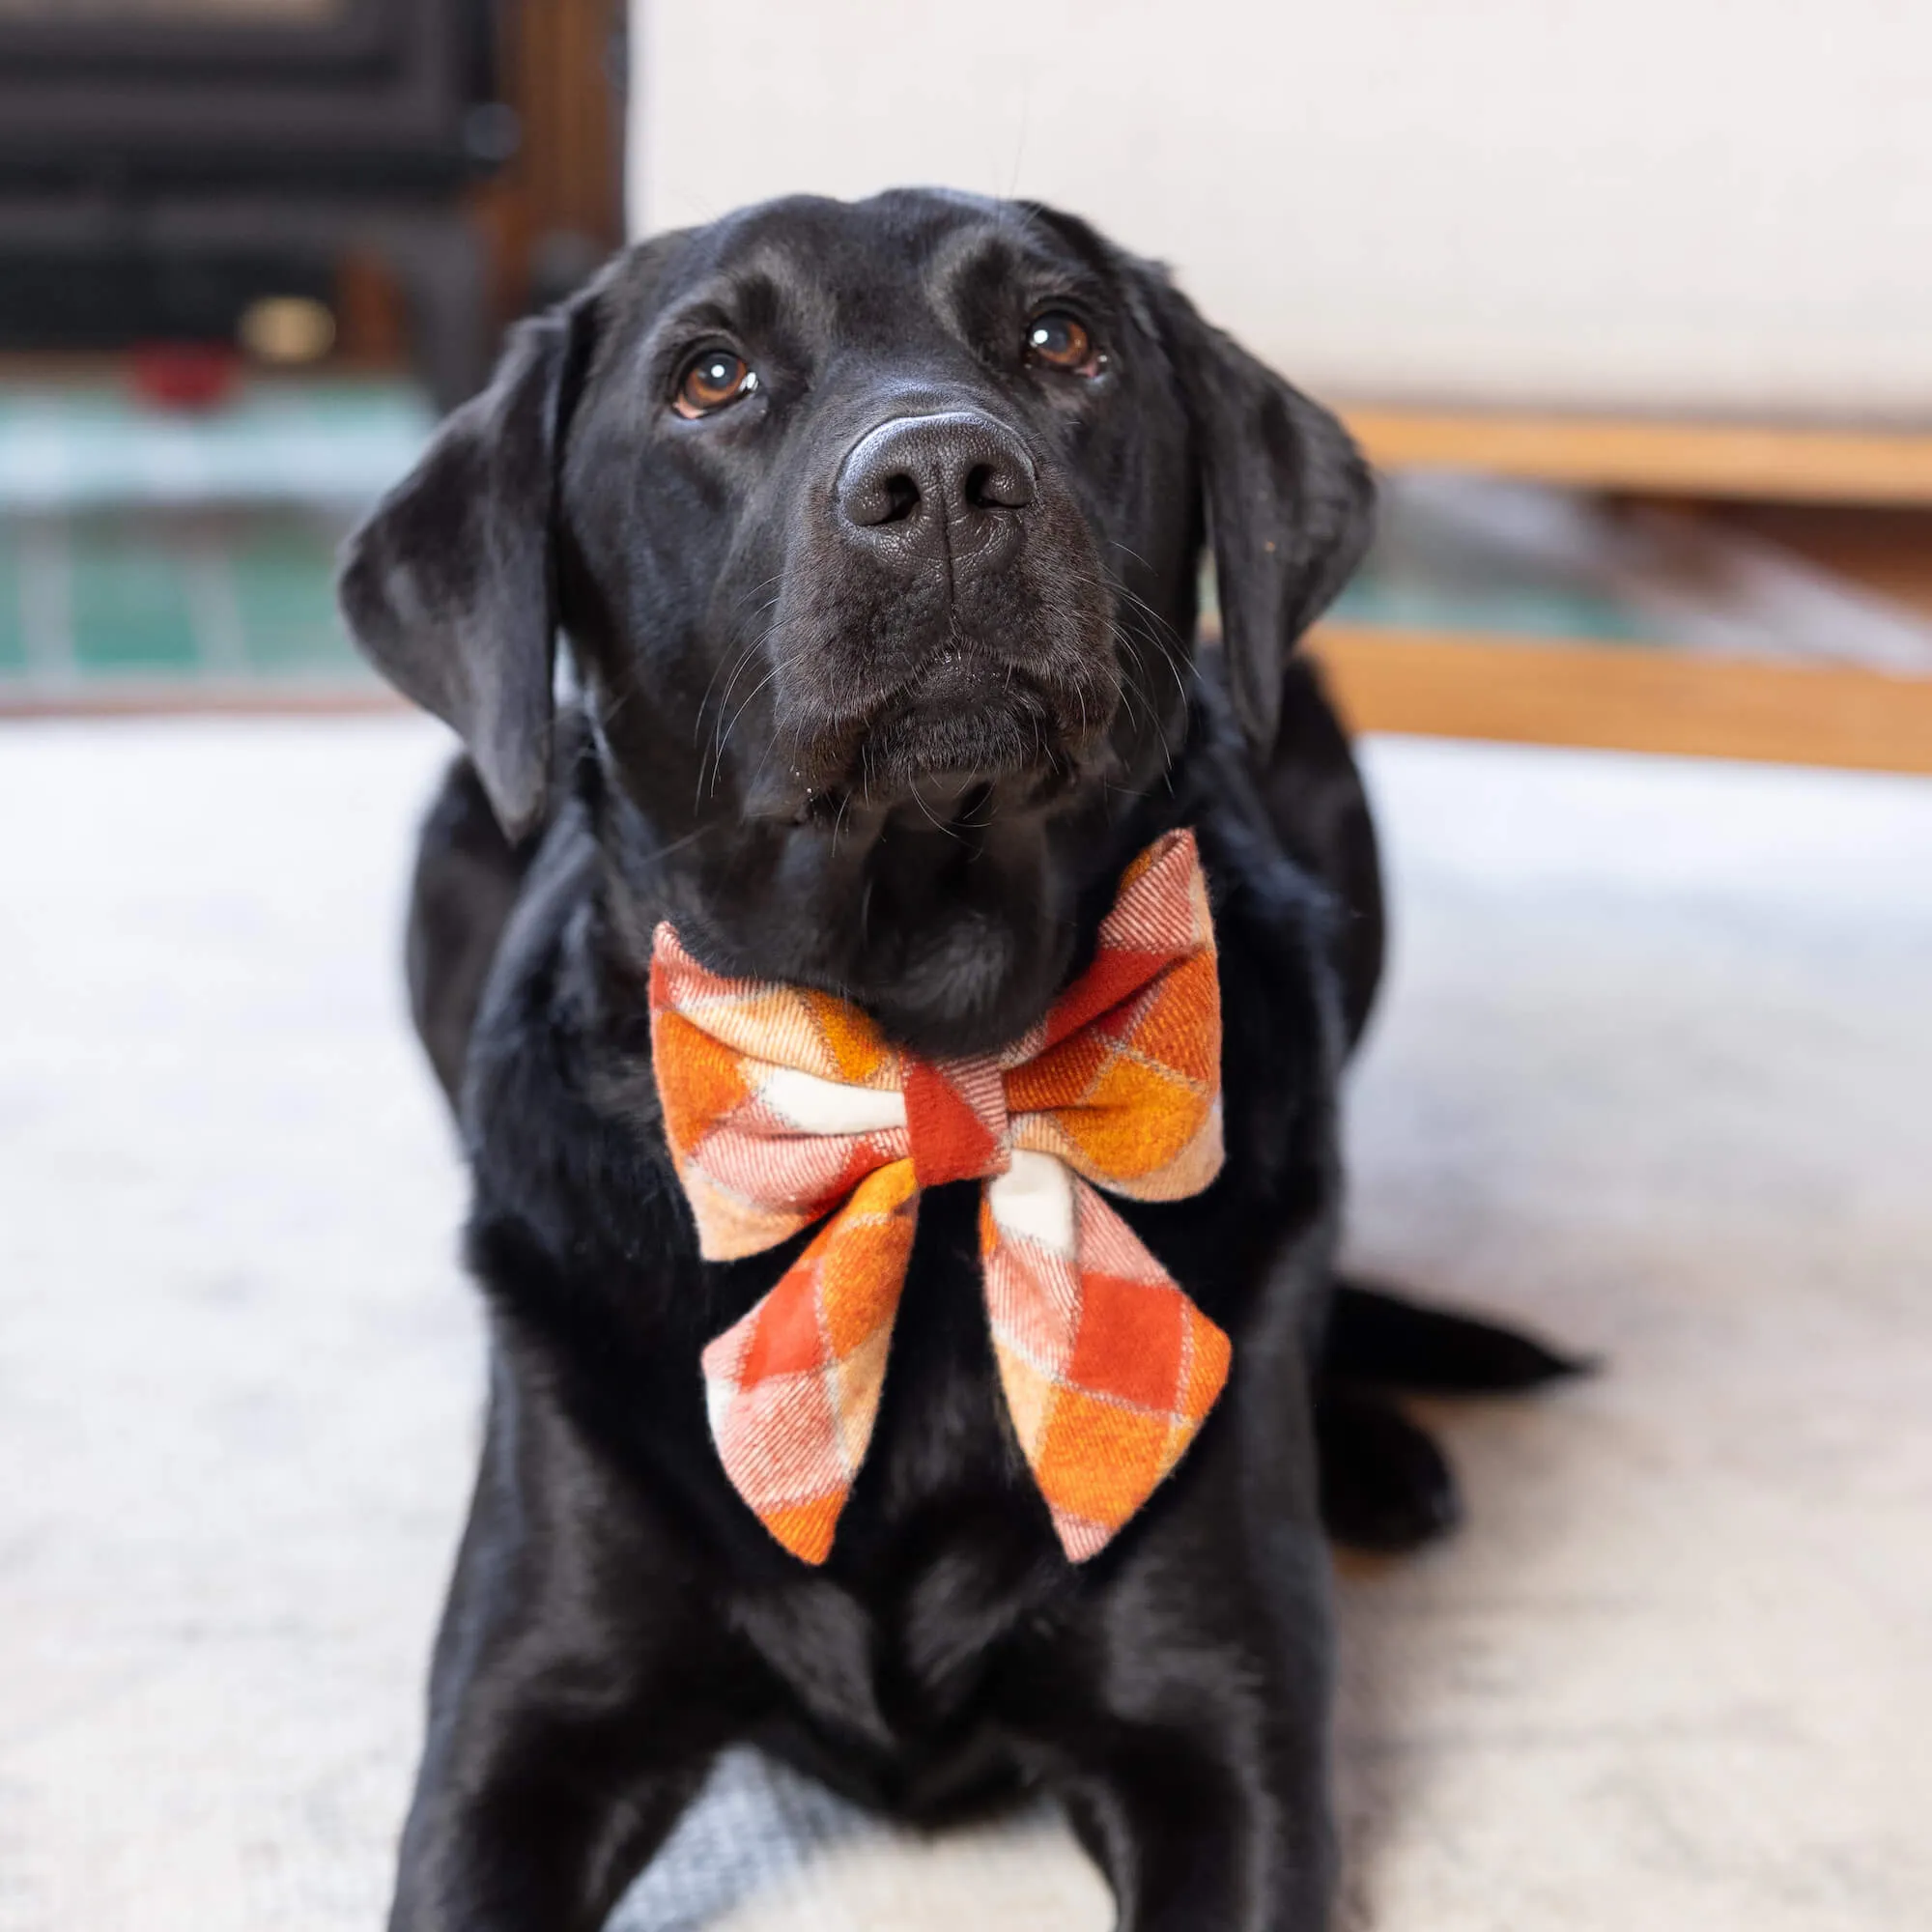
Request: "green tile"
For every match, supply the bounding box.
[69,519,200,676]
[231,516,366,678]
[1333,575,1662,644]
[0,531,24,674]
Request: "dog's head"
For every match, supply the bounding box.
[340,190,1371,1054]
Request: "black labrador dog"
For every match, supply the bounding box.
[341,188,1574,1932]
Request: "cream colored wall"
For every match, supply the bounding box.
[631,1,1932,422]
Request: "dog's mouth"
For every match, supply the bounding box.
[776,657,1112,828]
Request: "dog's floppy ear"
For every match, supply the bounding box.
[1150,277,1375,758]
[338,303,586,839]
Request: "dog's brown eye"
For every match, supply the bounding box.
[1025,310,1102,377]
[673,348,758,418]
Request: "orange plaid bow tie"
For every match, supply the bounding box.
[648,829,1231,1565]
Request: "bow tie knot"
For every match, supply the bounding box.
[903,1056,1011,1187]
[649,829,1231,1566]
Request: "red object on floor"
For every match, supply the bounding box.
[128,344,242,410]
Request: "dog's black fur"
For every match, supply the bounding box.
[341,189,1577,1931]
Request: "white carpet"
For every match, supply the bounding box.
[1,719,1927,1931]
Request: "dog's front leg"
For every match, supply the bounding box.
[1031,1421,1338,1929]
[386,1370,761,1932]
[1047,1570,1337,1932]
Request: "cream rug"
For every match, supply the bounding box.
[2,720,1927,1930]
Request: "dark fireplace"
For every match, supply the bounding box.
[0,0,508,188]
[0,0,513,401]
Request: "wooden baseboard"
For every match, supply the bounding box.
[1340,407,1932,507]
[1307,625,1932,775]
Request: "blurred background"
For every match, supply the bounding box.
[1,7,1928,1932]
[0,0,622,710]
[3,0,1931,753]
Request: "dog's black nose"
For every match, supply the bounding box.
[836,412,1036,561]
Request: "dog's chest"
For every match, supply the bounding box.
[728,1163,1271,1755]
[724,1189,1067,1747]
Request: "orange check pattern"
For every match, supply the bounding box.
[648,830,1230,1565]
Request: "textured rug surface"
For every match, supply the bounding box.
[1,720,1926,1931]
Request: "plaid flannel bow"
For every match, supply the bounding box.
[647,829,1231,1564]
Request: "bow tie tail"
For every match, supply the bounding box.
[700,1160,921,1563]
[980,1155,1231,1561]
